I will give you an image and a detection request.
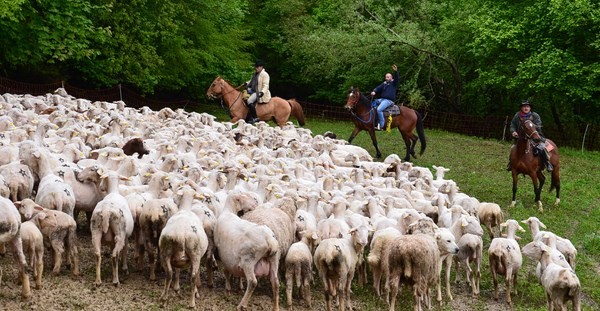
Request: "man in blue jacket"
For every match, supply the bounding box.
[371,64,399,130]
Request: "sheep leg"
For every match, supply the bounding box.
[321,274,333,311]
[491,258,499,301]
[160,256,173,306]
[189,252,202,308]
[121,238,129,275]
[205,250,215,288]
[146,239,157,281]
[10,236,31,301]
[0,242,5,256]
[372,264,382,297]
[444,256,453,301]
[269,256,280,311]
[134,228,145,272]
[111,253,120,286]
[388,275,400,311]
[66,228,80,276]
[436,258,443,305]
[92,232,103,286]
[50,239,65,275]
[285,265,294,308]
[303,275,312,308]
[237,265,258,311]
[505,268,512,305]
[34,250,43,289]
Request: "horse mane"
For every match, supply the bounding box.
[349,87,372,108]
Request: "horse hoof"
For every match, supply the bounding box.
[554,198,560,206]
[510,201,516,208]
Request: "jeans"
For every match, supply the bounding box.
[376,99,394,128]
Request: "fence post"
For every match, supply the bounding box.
[118,84,123,101]
[61,80,65,89]
[582,124,590,153]
[502,116,508,141]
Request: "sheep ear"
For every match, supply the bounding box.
[97,168,105,176]
[521,219,529,225]
[518,225,526,232]
[14,201,22,209]
[311,232,319,240]
[500,222,507,227]
[34,205,44,211]
[540,222,547,229]
[461,217,468,227]
[36,211,48,220]
[176,189,184,196]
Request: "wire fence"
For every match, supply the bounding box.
[1,76,599,151]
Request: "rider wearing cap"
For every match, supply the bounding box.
[245,59,271,124]
[507,100,553,172]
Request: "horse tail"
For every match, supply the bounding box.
[288,98,306,126]
[415,110,427,155]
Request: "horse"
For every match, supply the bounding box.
[206,76,305,127]
[344,86,426,161]
[510,119,560,212]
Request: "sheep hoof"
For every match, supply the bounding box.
[113,281,120,287]
[95,281,102,287]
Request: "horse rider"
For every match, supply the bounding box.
[507,99,553,172]
[244,59,271,124]
[370,64,399,131]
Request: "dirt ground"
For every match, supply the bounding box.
[0,228,522,311]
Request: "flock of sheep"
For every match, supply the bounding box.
[0,89,581,310]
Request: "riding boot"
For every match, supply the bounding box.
[543,148,553,172]
[247,103,259,124]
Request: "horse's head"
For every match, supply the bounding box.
[522,119,542,142]
[345,87,362,111]
[206,76,225,99]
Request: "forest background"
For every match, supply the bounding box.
[1,0,598,140]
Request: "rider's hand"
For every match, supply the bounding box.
[242,82,248,87]
[258,92,264,98]
[392,64,398,71]
[370,91,376,96]
[512,131,518,138]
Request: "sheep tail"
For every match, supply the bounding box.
[101,210,111,234]
[402,255,413,278]
[294,264,302,288]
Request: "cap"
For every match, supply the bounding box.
[254,59,265,67]
[520,99,532,108]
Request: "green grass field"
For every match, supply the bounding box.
[198,103,600,310]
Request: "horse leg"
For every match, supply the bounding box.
[347,127,361,144]
[401,133,412,162]
[531,174,543,212]
[510,171,519,208]
[367,129,382,159]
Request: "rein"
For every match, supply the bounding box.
[213,81,244,114]
[348,92,376,125]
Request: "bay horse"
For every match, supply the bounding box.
[344,87,426,161]
[510,119,560,212]
[206,76,305,127]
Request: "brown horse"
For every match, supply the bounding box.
[206,76,305,127]
[510,119,560,212]
[344,87,426,160]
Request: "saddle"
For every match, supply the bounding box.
[382,104,401,117]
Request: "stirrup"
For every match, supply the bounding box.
[546,163,553,172]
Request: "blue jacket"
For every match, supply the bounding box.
[373,71,399,101]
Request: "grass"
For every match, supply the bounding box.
[197,103,600,310]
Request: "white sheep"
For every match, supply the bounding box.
[284,234,315,309]
[0,162,34,202]
[313,227,366,311]
[488,219,525,305]
[382,222,440,311]
[16,199,79,276]
[367,227,403,297]
[522,216,577,269]
[450,215,484,297]
[214,191,280,311]
[538,243,581,311]
[158,209,209,308]
[478,202,504,240]
[20,220,44,290]
[87,170,134,286]
[0,196,31,300]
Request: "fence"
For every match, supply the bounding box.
[1,76,598,151]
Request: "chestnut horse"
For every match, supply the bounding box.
[344,87,426,160]
[510,119,560,212]
[206,76,305,127]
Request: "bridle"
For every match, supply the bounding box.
[208,79,244,112]
[346,89,375,125]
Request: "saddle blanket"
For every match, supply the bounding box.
[546,143,554,152]
[382,104,401,117]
